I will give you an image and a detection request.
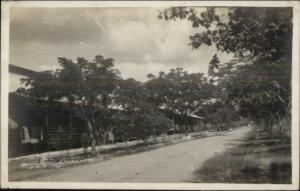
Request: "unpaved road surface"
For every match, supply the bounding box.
[22,126,251,182]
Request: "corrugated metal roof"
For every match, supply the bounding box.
[9,64,36,77]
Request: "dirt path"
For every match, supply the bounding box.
[22,126,252,183]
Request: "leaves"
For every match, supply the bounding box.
[161,7,292,61]
[160,6,292,122]
[146,68,212,117]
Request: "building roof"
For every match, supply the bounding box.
[9,64,36,77]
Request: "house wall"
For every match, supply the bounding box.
[9,93,87,157]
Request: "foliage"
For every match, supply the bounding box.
[146,68,212,117]
[224,57,291,120]
[133,109,173,142]
[113,78,149,111]
[17,55,121,155]
[159,7,292,60]
[111,111,135,143]
[112,78,173,142]
[159,7,292,133]
[208,106,239,126]
[112,78,149,142]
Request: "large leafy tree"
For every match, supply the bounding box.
[112,78,147,144]
[160,7,292,61]
[113,78,170,142]
[146,68,212,134]
[17,55,121,155]
[220,57,291,134]
[133,109,172,142]
[159,7,292,134]
[113,78,149,112]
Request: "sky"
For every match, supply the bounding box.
[9,7,234,92]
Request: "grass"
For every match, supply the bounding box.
[193,128,291,183]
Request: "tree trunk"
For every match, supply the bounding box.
[91,136,97,155]
[268,112,274,139]
[45,113,49,151]
[172,112,175,130]
[278,115,282,133]
[87,120,97,156]
[67,114,72,156]
[184,116,188,136]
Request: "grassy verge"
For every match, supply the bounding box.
[193,127,291,183]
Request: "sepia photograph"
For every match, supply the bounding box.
[1,1,299,190]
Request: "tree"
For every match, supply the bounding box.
[133,109,172,143]
[146,68,212,135]
[159,7,292,134]
[159,7,292,61]
[17,55,121,155]
[113,78,148,112]
[113,78,172,143]
[111,110,134,147]
[209,106,239,130]
[113,78,150,144]
[220,57,291,135]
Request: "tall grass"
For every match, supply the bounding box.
[193,128,291,183]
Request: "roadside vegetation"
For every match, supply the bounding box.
[193,125,291,183]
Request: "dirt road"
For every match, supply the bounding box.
[23,126,251,182]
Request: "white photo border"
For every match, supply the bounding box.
[1,1,299,190]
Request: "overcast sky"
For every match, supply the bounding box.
[9,7,233,92]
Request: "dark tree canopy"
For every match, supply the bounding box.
[159,7,292,61]
[146,68,212,117]
[159,7,292,134]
